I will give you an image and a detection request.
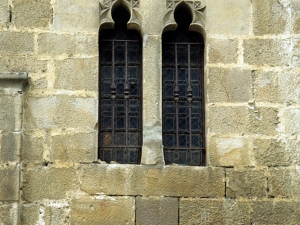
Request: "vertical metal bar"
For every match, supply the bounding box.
[175,44,179,149]
[111,41,115,144]
[188,44,192,149]
[125,41,129,146]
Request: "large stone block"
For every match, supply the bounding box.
[54,58,98,91]
[268,167,300,197]
[22,130,45,163]
[244,38,291,67]
[13,0,52,29]
[208,106,250,135]
[136,197,178,225]
[208,38,238,64]
[24,96,97,129]
[50,131,97,162]
[0,165,19,201]
[226,168,267,198]
[53,0,99,32]
[0,0,9,26]
[81,165,225,197]
[0,132,20,163]
[22,167,78,201]
[70,196,135,225]
[284,108,300,135]
[207,67,252,102]
[38,33,98,56]
[252,0,289,35]
[180,199,251,225]
[206,0,251,35]
[44,205,68,225]
[251,200,300,224]
[208,136,254,167]
[0,32,34,55]
[0,203,18,225]
[20,204,39,225]
[291,0,300,34]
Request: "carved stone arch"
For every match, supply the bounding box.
[163,0,206,35]
[99,0,142,33]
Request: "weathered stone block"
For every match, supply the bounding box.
[22,167,77,201]
[0,132,20,163]
[253,138,293,166]
[180,199,251,225]
[268,167,300,197]
[24,96,97,129]
[208,38,238,64]
[70,196,135,225]
[54,58,98,91]
[291,0,300,34]
[20,204,39,225]
[251,200,300,224]
[0,165,19,201]
[206,0,251,35]
[136,197,178,225]
[244,38,291,66]
[81,165,225,197]
[252,0,288,35]
[208,136,254,167]
[13,0,52,29]
[38,33,98,56]
[226,168,267,198]
[0,0,9,26]
[53,0,99,32]
[0,32,34,55]
[0,203,18,225]
[284,108,300,135]
[44,205,67,225]
[51,131,97,162]
[22,130,45,163]
[208,106,250,135]
[208,67,252,102]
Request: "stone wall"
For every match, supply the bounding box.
[0,0,300,224]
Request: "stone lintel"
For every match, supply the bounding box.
[0,72,28,91]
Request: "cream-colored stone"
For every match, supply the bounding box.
[0,0,9,27]
[208,67,252,102]
[0,203,18,225]
[20,204,39,225]
[208,38,238,64]
[0,94,21,131]
[44,205,68,225]
[22,130,45,163]
[0,32,34,55]
[284,108,300,135]
[252,0,289,35]
[81,165,225,197]
[0,132,20,163]
[13,0,52,29]
[206,0,251,35]
[70,196,135,225]
[0,165,19,201]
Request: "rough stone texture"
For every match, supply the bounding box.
[0,203,18,225]
[209,136,254,167]
[20,204,39,225]
[81,165,225,197]
[136,197,178,225]
[70,196,135,225]
[208,67,252,102]
[0,132,20,163]
[206,0,251,35]
[268,167,300,197]
[0,0,9,27]
[284,108,300,135]
[38,33,98,56]
[244,38,291,66]
[22,167,78,201]
[50,131,97,162]
[0,94,19,131]
[208,38,238,64]
[226,168,267,198]
[44,205,68,225]
[54,58,98,91]
[251,200,300,225]
[252,0,288,35]
[13,0,53,29]
[22,130,45,163]
[180,199,251,225]
[0,165,19,201]
[0,32,34,55]
[24,96,97,129]
[291,0,300,33]
[53,0,99,32]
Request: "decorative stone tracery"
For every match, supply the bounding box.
[99,0,142,31]
[164,0,206,33]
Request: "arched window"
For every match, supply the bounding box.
[99,5,142,164]
[162,4,205,166]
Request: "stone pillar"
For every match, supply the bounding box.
[0,72,28,225]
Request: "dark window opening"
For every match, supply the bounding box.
[99,5,142,164]
[162,4,205,166]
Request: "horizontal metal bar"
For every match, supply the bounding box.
[100,39,141,42]
[164,42,204,45]
[99,146,141,148]
[164,148,205,150]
